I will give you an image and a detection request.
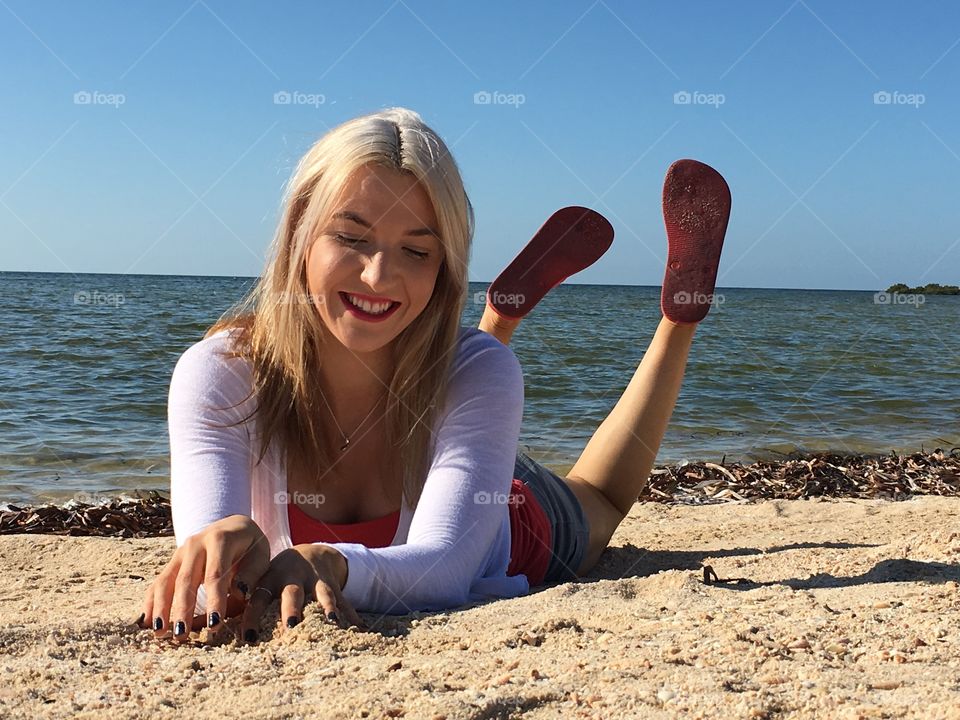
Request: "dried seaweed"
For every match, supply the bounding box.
[1,449,958,537]
[0,490,172,538]
[640,447,960,505]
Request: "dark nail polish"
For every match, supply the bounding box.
[135,612,145,627]
[236,579,249,595]
[286,616,300,629]
[153,617,163,631]
[174,621,186,636]
[208,611,221,628]
[244,628,258,643]
[327,611,338,622]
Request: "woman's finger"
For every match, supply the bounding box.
[239,585,276,644]
[149,556,183,636]
[200,536,238,630]
[139,580,155,629]
[312,580,343,627]
[331,588,366,631]
[228,530,273,600]
[279,583,305,632]
[168,543,207,643]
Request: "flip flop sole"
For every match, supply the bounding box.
[660,159,731,324]
[487,206,614,319]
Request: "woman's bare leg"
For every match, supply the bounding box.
[479,207,613,346]
[564,317,696,574]
[566,159,729,576]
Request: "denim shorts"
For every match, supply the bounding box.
[513,450,591,583]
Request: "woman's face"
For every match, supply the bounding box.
[305,163,444,356]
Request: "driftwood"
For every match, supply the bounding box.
[1,449,958,537]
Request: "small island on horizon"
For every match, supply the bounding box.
[886,282,960,295]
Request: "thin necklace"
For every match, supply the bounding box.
[316,388,387,452]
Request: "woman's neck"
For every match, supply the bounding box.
[316,341,393,419]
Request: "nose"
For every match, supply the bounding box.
[359,249,395,291]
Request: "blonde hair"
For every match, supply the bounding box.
[207,107,473,509]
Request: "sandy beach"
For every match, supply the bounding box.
[2,494,959,719]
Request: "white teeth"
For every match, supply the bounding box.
[347,293,392,315]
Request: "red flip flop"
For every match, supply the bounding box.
[486,206,614,319]
[660,159,731,324]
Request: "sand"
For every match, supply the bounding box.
[2,495,959,719]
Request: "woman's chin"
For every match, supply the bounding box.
[327,324,402,356]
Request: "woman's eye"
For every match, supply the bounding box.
[334,234,428,260]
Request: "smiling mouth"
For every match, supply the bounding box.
[339,292,401,320]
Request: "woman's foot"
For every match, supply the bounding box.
[660,159,731,324]
[485,206,614,321]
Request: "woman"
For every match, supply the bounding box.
[138,107,730,644]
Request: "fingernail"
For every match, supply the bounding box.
[236,579,249,595]
[135,612,145,627]
[153,617,163,631]
[244,628,258,643]
[208,611,221,628]
[326,611,338,622]
[286,616,300,629]
[174,621,186,637]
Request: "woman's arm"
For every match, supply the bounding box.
[168,333,257,543]
[327,330,525,614]
[142,332,270,637]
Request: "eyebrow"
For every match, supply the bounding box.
[333,210,439,239]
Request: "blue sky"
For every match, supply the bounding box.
[1,0,958,290]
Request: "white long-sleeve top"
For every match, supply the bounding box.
[168,326,530,615]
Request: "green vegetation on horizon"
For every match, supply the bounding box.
[886,283,960,295]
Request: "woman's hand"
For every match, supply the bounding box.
[240,544,365,642]
[139,514,271,642]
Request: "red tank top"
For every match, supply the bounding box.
[287,478,552,585]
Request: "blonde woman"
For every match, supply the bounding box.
[137,107,730,644]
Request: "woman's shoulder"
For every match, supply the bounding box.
[170,327,254,399]
[448,327,523,389]
[453,326,520,366]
